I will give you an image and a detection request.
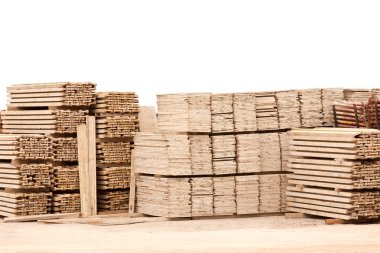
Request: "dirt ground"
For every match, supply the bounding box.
[0,215,380,253]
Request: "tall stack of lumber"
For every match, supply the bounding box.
[92,92,139,213]
[4,82,96,215]
[321,88,344,126]
[275,90,301,129]
[287,128,380,220]
[298,89,323,127]
[0,135,53,217]
[255,92,279,131]
[233,93,257,132]
[211,94,234,133]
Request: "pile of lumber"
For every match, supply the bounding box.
[287,128,380,220]
[1,110,88,135]
[255,92,279,131]
[0,191,52,217]
[260,133,281,172]
[211,94,234,133]
[321,88,344,126]
[212,135,236,175]
[279,132,290,171]
[52,193,80,213]
[276,90,301,129]
[53,137,78,162]
[213,176,236,215]
[94,92,139,213]
[344,89,372,103]
[98,190,130,213]
[0,135,53,160]
[97,167,131,190]
[92,92,139,114]
[299,89,323,127]
[157,93,212,133]
[233,93,257,132]
[7,82,96,108]
[53,166,80,191]
[333,102,368,128]
[136,175,191,217]
[190,177,213,216]
[236,134,260,173]
[96,142,132,164]
[259,174,283,213]
[236,175,259,214]
[134,133,191,175]
[189,135,212,175]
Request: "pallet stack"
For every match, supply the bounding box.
[92,92,139,213]
[287,128,380,220]
[3,82,96,215]
[0,135,53,217]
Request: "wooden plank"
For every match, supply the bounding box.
[87,116,97,216]
[289,151,356,160]
[138,106,157,132]
[289,169,352,179]
[286,186,353,197]
[78,123,91,217]
[286,191,351,203]
[4,212,80,222]
[289,140,357,148]
[288,158,354,167]
[290,146,356,154]
[287,179,354,189]
[288,174,353,184]
[288,163,353,173]
[128,150,136,216]
[287,197,353,209]
[287,201,349,214]
[287,207,351,220]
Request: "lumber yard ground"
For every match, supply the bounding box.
[1,216,380,253]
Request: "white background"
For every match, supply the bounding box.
[0,0,379,108]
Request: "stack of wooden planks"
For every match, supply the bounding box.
[321,88,344,126]
[53,166,80,191]
[189,135,212,175]
[98,190,130,213]
[213,176,236,215]
[212,135,236,175]
[211,94,234,133]
[97,167,131,190]
[255,92,279,131]
[259,174,283,213]
[190,177,213,216]
[93,92,139,213]
[298,89,323,127]
[236,134,260,173]
[1,110,88,135]
[287,128,380,220]
[279,132,290,171]
[332,102,368,128]
[53,137,78,162]
[7,82,96,108]
[344,89,372,103]
[52,193,81,213]
[276,90,301,129]
[157,93,212,133]
[233,93,257,132]
[0,192,52,217]
[236,175,259,214]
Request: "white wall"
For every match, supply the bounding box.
[0,0,380,108]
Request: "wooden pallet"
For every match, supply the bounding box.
[92,92,139,114]
[1,110,88,135]
[52,193,80,213]
[53,166,79,191]
[97,166,131,190]
[7,82,96,108]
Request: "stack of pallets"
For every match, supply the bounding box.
[3,82,96,216]
[287,128,380,220]
[0,135,54,217]
[92,92,138,213]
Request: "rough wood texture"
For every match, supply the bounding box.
[321,88,344,126]
[98,190,130,212]
[233,93,257,132]
[92,92,139,114]
[97,167,131,190]
[53,166,80,191]
[276,90,301,129]
[157,93,211,133]
[7,82,96,108]
[96,115,139,138]
[52,193,81,214]
[212,135,236,175]
[298,89,323,127]
[138,106,157,132]
[344,89,372,103]
[96,141,132,164]
[211,93,234,133]
[53,137,78,162]
[255,92,279,131]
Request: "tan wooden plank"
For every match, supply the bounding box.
[289,151,356,160]
[286,186,353,197]
[286,207,351,220]
[289,140,356,148]
[4,212,80,222]
[286,191,351,203]
[78,123,91,217]
[288,163,353,172]
[287,201,349,214]
[289,169,352,179]
[287,197,353,209]
[288,174,353,184]
[288,158,354,167]
[87,116,97,216]
[288,179,354,190]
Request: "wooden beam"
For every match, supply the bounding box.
[4,212,80,222]
[87,116,97,216]
[128,150,136,216]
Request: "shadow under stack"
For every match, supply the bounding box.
[92,92,139,213]
[3,82,96,216]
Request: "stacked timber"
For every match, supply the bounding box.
[93,92,139,213]
[4,82,97,216]
[236,175,259,214]
[279,132,290,171]
[0,192,52,217]
[255,92,279,131]
[344,89,372,103]
[211,135,236,175]
[190,177,213,216]
[157,93,211,133]
[260,133,282,172]
[276,90,301,129]
[52,193,80,213]
[233,93,257,132]
[213,176,236,215]
[211,94,234,133]
[333,102,368,128]
[136,175,191,217]
[189,135,213,175]
[298,89,323,127]
[321,88,344,126]
[259,174,282,213]
[287,128,380,220]
[236,134,260,173]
